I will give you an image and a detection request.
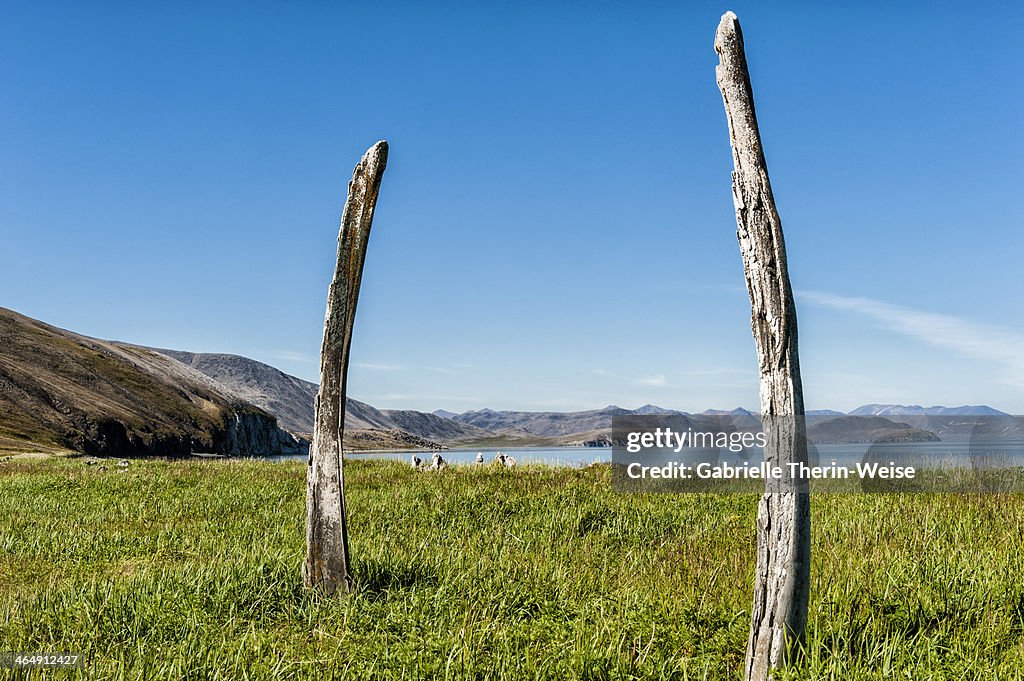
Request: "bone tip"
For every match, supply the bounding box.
[715,11,740,50]
[364,139,389,165]
[718,11,739,34]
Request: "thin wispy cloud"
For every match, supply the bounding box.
[355,362,401,371]
[799,291,1024,388]
[364,393,483,405]
[593,369,669,388]
[274,351,314,363]
[683,367,749,377]
[521,398,594,409]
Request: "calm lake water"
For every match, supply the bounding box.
[268,441,1024,468]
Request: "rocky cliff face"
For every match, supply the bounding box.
[63,409,305,457]
[215,410,306,456]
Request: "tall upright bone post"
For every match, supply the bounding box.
[713,12,810,680]
[303,140,388,594]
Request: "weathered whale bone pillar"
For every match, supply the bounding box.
[303,140,389,594]
[714,12,810,680]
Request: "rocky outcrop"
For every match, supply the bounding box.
[343,428,446,451]
[565,433,614,448]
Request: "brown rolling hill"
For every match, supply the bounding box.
[0,307,303,456]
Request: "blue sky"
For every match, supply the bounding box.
[3,1,1023,413]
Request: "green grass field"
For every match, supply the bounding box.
[2,457,1024,680]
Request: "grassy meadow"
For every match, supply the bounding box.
[2,456,1024,679]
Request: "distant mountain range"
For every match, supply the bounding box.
[2,306,1021,456]
[431,404,1018,444]
[847,404,1008,417]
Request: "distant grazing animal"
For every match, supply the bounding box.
[475,452,484,464]
[98,466,108,472]
[117,460,130,468]
[85,459,98,466]
[431,452,447,471]
[503,454,517,468]
[494,452,507,466]
[411,454,422,468]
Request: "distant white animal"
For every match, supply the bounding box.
[117,460,130,468]
[503,454,517,468]
[494,452,506,466]
[411,454,422,468]
[475,452,484,464]
[431,452,447,471]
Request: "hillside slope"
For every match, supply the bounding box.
[0,308,302,456]
[381,409,492,441]
[148,349,487,443]
[453,406,635,437]
[807,416,940,444]
[150,349,322,435]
